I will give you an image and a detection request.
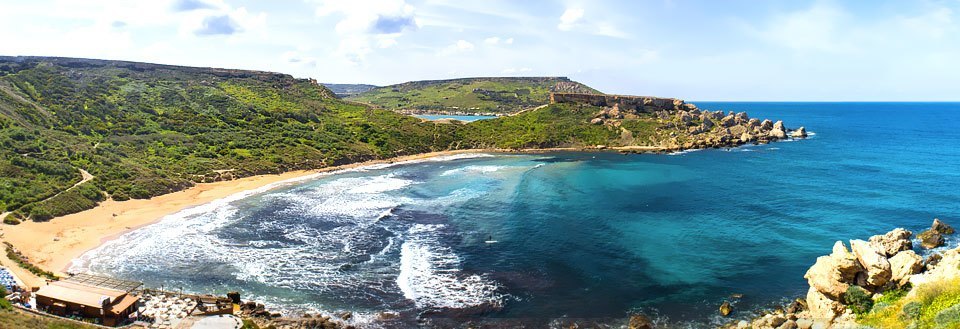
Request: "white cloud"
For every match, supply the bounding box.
[505,37,514,45]
[311,0,417,64]
[557,6,628,38]
[484,36,501,45]
[558,7,584,31]
[439,39,475,56]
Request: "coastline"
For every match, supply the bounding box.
[0,146,633,286]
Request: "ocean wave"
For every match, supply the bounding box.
[440,165,509,177]
[397,224,504,310]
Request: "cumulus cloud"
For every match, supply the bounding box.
[311,0,418,64]
[483,36,513,45]
[194,15,238,35]
[557,6,627,38]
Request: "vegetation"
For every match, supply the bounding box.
[4,242,57,279]
[0,286,10,310]
[0,309,97,329]
[0,57,463,219]
[844,285,874,316]
[0,57,663,221]
[347,77,600,114]
[858,278,960,329]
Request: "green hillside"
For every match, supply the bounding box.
[0,57,462,223]
[346,77,600,114]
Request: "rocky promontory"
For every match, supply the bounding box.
[718,218,959,329]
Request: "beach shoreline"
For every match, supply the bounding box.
[2,146,651,286]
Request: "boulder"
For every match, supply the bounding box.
[773,120,785,131]
[747,118,761,128]
[721,115,737,127]
[804,256,851,299]
[850,239,892,287]
[830,241,862,281]
[740,132,755,143]
[720,301,733,316]
[590,117,604,125]
[888,250,923,286]
[628,314,655,329]
[795,318,814,329]
[925,253,943,270]
[785,298,806,314]
[702,117,715,129]
[769,129,787,139]
[806,287,844,322]
[761,119,774,130]
[932,218,955,234]
[791,127,808,138]
[918,229,945,249]
[729,125,748,136]
[867,228,913,257]
[778,320,798,329]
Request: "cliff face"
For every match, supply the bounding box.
[549,93,687,113]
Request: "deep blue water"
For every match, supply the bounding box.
[73,103,960,327]
[415,114,498,122]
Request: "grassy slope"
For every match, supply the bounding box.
[346,77,600,114]
[0,57,660,222]
[858,277,960,329]
[0,57,460,221]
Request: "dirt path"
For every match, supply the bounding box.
[34,168,94,205]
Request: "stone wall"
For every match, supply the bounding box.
[549,93,690,112]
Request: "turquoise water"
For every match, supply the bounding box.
[72,103,960,327]
[415,114,497,122]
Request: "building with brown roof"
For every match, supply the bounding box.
[35,274,141,327]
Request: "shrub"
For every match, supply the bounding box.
[844,286,874,315]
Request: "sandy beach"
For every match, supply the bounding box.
[0,149,525,287]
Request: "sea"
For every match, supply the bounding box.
[415,114,498,122]
[70,103,960,328]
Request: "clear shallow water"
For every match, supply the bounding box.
[415,114,497,122]
[72,103,960,327]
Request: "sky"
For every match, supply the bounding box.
[0,0,958,101]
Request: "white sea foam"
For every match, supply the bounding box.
[397,224,503,309]
[440,165,509,177]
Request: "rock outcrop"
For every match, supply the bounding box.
[868,228,913,257]
[726,220,958,329]
[850,239,892,287]
[918,218,954,249]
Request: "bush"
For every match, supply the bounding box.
[844,286,874,315]
[1,213,19,225]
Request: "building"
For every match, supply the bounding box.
[35,274,142,327]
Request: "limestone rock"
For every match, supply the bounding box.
[769,128,787,139]
[702,117,715,129]
[740,132,755,143]
[806,287,843,321]
[830,241,862,282]
[773,120,785,131]
[628,314,654,329]
[867,228,913,257]
[932,218,955,234]
[795,318,813,329]
[721,115,737,127]
[729,125,748,136]
[850,239,891,287]
[804,256,851,299]
[778,320,798,329]
[925,253,943,270]
[888,250,923,286]
[918,229,945,249]
[761,119,774,130]
[590,117,604,125]
[791,126,808,138]
[720,301,733,316]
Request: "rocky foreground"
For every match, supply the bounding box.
[706,218,958,329]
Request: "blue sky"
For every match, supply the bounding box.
[0,0,957,101]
